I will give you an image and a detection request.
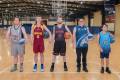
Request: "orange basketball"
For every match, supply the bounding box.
[64,32,71,39]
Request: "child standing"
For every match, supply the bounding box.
[31,17,52,72]
[50,17,71,72]
[98,24,114,74]
[6,17,28,72]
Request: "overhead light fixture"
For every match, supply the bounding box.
[5,9,8,12]
[37,1,40,4]
[80,1,83,4]
[0,1,2,3]
[18,9,21,11]
[7,4,10,6]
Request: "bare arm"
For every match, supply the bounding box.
[43,25,52,41]
[6,27,11,41]
[72,27,76,48]
[30,24,35,44]
[97,34,102,52]
[21,27,28,41]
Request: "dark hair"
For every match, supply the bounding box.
[101,24,108,28]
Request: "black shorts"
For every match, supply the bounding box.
[53,40,66,56]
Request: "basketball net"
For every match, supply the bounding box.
[52,0,67,17]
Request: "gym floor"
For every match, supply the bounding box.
[0,28,120,80]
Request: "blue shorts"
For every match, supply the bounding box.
[100,50,111,59]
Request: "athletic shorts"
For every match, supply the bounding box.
[53,40,66,56]
[100,50,111,59]
[11,43,25,56]
[33,40,44,53]
[100,49,111,58]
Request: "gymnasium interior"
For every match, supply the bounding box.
[0,0,120,80]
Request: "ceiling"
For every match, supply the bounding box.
[0,0,119,18]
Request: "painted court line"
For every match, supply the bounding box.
[0,60,120,80]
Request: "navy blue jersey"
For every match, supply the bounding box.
[54,26,66,41]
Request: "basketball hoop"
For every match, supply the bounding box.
[52,0,67,17]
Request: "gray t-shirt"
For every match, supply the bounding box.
[9,25,23,44]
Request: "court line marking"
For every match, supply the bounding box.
[0,60,120,80]
[0,59,33,74]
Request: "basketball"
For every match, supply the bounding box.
[18,39,25,45]
[64,32,71,39]
[43,31,49,39]
[110,35,115,43]
[88,33,94,40]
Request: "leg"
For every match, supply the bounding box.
[40,53,44,64]
[106,58,111,74]
[50,54,57,72]
[19,54,24,72]
[40,53,44,72]
[61,41,68,71]
[82,47,88,72]
[34,54,38,64]
[100,58,104,73]
[10,44,18,72]
[63,55,68,71]
[106,58,109,68]
[10,55,18,72]
[50,41,59,72]
[13,55,18,65]
[76,48,81,72]
[33,53,38,72]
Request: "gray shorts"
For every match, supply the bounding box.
[10,43,25,56]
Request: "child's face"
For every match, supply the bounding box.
[102,25,108,32]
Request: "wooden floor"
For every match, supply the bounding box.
[0,28,120,80]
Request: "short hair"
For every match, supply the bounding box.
[102,24,108,28]
[78,18,84,21]
[13,17,20,21]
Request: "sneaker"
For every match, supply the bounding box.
[100,67,104,74]
[106,67,111,74]
[10,65,17,72]
[40,64,44,72]
[83,67,88,72]
[50,64,54,72]
[64,64,68,71]
[33,64,37,72]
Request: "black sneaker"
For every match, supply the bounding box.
[77,67,81,72]
[100,67,104,74]
[50,65,54,72]
[83,67,88,72]
[64,65,68,71]
[106,67,111,74]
